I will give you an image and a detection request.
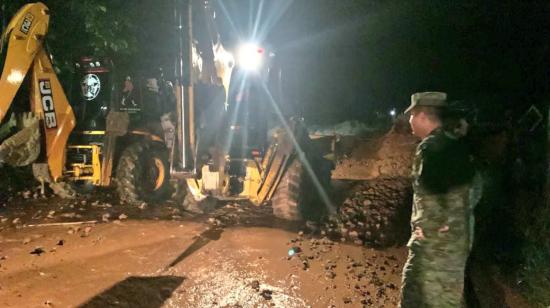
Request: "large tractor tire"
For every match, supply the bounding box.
[271,153,333,221]
[271,157,306,221]
[115,141,170,204]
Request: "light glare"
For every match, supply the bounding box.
[238,43,263,71]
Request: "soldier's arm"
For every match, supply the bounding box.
[417,145,449,194]
[418,140,475,194]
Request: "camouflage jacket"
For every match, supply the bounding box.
[410,127,475,241]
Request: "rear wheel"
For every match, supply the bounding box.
[115,141,170,204]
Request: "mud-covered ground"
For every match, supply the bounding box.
[0,125,533,307]
[0,189,408,308]
[0,188,532,308]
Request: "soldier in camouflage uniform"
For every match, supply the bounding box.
[399,92,475,307]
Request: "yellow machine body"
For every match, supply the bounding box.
[183,125,299,206]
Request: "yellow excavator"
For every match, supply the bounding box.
[0,1,333,221]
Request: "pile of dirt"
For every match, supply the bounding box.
[332,117,418,180]
[320,117,415,246]
[324,177,412,247]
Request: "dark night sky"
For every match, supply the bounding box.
[212,0,549,124]
[3,0,547,125]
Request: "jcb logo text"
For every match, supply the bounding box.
[39,79,58,129]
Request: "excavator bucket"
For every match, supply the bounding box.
[0,113,40,166]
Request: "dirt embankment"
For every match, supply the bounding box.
[328,119,417,246]
[332,119,418,180]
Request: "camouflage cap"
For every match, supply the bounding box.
[404,91,447,114]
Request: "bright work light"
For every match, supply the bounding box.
[237,43,264,71]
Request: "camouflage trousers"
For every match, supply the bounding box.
[399,233,469,308]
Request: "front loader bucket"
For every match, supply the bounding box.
[0,113,40,166]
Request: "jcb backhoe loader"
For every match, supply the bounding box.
[0,2,172,202]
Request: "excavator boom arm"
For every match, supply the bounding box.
[0,2,49,122]
[0,2,75,181]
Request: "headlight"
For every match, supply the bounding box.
[237,43,264,71]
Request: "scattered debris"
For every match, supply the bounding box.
[46,211,56,219]
[81,226,93,237]
[118,213,128,220]
[92,202,112,209]
[260,289,273,300]
[60,213,77,218]
[207,217,222,226]
[22,190,32,199]
[301,259,310,270]
[101,213,110,222]
[30,247,45,255]
[250,280,260,291]
[32,210,43,219]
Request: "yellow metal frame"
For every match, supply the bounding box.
[75,130,106,135]
[183,129,295,205]
[183,159,263,204]
[239,160,262,204]
[66,145,101,185]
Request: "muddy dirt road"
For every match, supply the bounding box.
[0,193,406,308]
[0,126,531,307]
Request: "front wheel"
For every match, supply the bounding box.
[115,141,170,204]
[271,154,332,221]
[271,157,306,221]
